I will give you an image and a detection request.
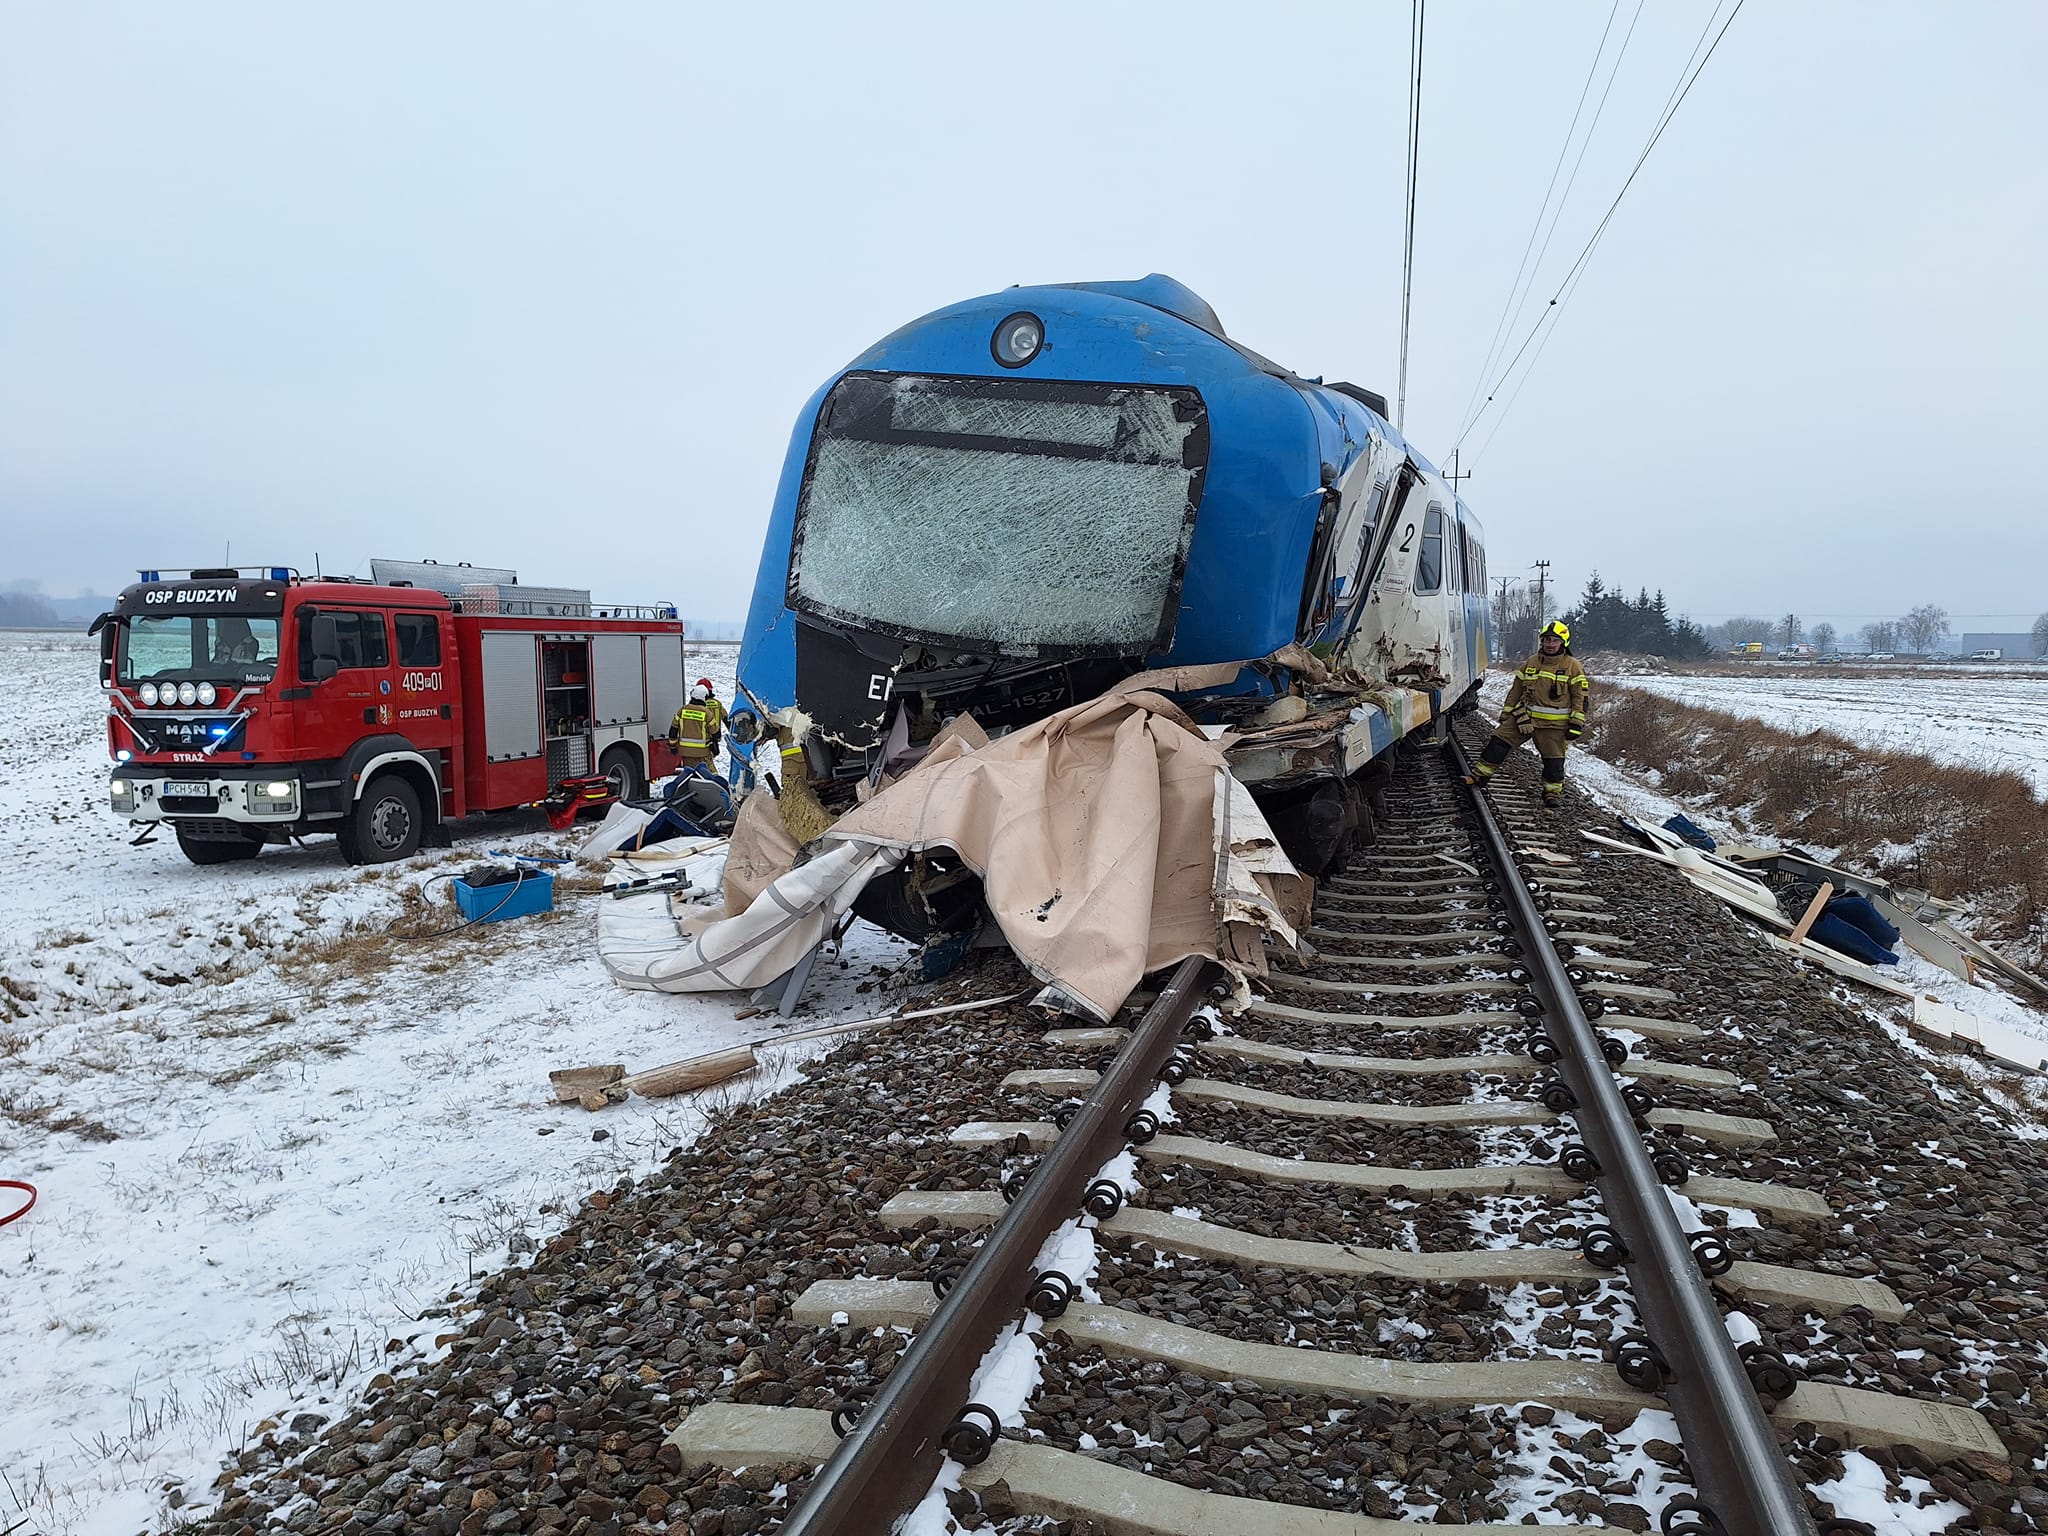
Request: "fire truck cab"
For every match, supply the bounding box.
[99,561,687,866]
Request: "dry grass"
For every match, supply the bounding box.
[0,1087,120,1143]
[1590,686,2048,942]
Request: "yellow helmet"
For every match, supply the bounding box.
[1541,621,1571,646]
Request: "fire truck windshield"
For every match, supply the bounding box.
[120,615,282,684]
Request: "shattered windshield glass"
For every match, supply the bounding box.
[789,372,1208,655]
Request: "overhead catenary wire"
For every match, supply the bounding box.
[1453,0,1749,461]
[1451,0,1635,446]
[1395,0,1426,432]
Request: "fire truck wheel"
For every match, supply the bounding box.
[598,746,645,805]
[344,775,423,864]
[174,825,264,865]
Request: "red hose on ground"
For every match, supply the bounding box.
[0,1180,36,1228]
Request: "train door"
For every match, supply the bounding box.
[1302,434,1400,655]
[1436,509,1465,694]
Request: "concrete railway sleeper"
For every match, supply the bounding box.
[658,741,2009,1535]
[173,725,2027,1534]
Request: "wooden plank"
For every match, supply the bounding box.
[548,1064,624,1103]
[1787,881,1835,946]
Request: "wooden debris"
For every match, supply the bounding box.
[1787,882,1835,947]
[549,1064,625,1103]
[1765,933,1915,999]
[621,1046,758,1099]
[549,990,1030,1110]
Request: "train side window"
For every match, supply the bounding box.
[395,613,441,667]
[1415,507,1445,594]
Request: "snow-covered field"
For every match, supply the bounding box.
[1480,670,2048,1128]
[1617,672,2048,794]
[0,632,919,1536]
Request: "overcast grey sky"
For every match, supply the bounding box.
[3,3,2043,632]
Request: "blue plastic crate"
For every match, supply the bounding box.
[452,869,554,924]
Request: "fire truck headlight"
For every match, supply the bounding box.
[197,682,218,706]
[139,683,159,705]
[251,780,299,813]
[726,710,760,745]
[177,683,198,706]
[111,780,136,812]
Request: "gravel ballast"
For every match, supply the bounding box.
[181,736,2048,1535]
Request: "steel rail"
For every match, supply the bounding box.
[1447,739,1817,1536]
[777,955,1213,1536]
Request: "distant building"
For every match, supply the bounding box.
[1956,632,2036,657]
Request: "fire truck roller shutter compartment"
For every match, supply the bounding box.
[591,635,646,727]
[646,634,686,745]
[480,631,543,760]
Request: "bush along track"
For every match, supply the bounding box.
[1587,683,2048,946]
[180,734,2048,1536]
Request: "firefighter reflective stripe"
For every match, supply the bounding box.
[674,706,710,748]
[1518,668,1582,685]
[1527,708,1574,722]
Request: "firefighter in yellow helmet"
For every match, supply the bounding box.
[668,679,728,766]
[1465,620,1591,808]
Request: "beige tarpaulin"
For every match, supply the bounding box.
[598,681,1310,1020]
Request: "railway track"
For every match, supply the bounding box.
[184,728,2044,1536]
[667,741,2008,1535]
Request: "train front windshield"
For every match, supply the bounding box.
[788,372,1207,655]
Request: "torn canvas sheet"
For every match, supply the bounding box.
[603,840,899,993]
[597,686,1307,1019]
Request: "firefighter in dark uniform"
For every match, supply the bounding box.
[1466,621,1591,808]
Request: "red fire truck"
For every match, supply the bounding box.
[98,560,688,866]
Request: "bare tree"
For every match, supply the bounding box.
[1490,584,1549,662]
[2033,612,2048,658]
[1810,622,1837,655]
[1860,620,1900,654]
[1713,617,1773,647]
[1777,613,1803,649]
[1899,604,1951,653]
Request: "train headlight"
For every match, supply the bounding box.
[726,710,760,746]
[991,311,1044,368]
[139,683,159,705]
[177,682,198,706]
[197,682,217,706]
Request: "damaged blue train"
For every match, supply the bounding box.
[726,274,1490,899]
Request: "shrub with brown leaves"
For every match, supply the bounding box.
[1586,687,2048,942]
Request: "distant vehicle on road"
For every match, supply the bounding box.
[1970,648,2004,662]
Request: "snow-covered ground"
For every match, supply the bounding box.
[0,632,923,1536]
[1617,672,2048,793]
[1480,669,2048,1132]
